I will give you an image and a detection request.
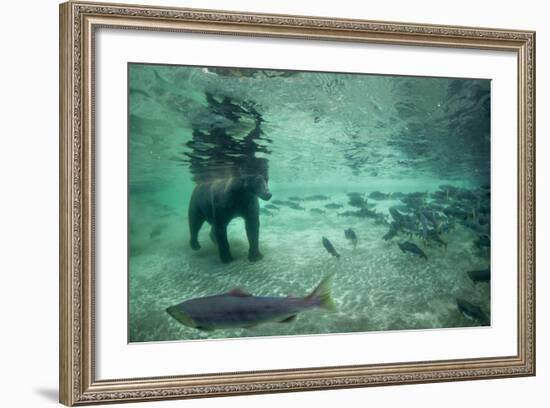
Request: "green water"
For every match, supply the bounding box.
[128,64,490,342]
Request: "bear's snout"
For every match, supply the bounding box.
[255,176,271,201]
[258,184,273,201]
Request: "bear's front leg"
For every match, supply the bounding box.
[245,210,263,262]
[188,207,204,251]
[213,223,234,264]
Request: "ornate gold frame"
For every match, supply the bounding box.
[59,1,536,405]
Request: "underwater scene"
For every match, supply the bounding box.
[128,63,491,342]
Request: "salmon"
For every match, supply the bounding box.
[166,274,336,331]
[322,237,340,259]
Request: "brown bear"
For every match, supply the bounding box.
[188,174,272,263]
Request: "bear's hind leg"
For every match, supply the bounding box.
[245,213,263,262]
[209,227,217,245]
[213,223,233,264]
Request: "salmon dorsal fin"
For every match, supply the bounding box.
[227,288,252,297]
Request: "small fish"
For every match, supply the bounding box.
[390,192,406,199]
[383,223,399,241]
[407,192,428,199]
[322,237,340,259]
[309,208,326,215]
[401,195,426,209]
[166,274,336,330]
[398,241,428,260]
[467,268,490,284]
[260,208,274,217]
[337,209,373,219]
[421,210,440,230]
[344,228,358,249]
[348,195,368,209]
[389,207,405,223]
[439,218,456,234]
[426,229,447,249]
[272,200,286,206]
[456,298,489,325]
[393,204,411,213]
[304,194,330,201]
[368,191,389,200]
[373,212,388,225]
[265,204,280,211]
[338,210,360,217]
[325,203,343,209]
[289,204,305,211]
[288,196,303,202]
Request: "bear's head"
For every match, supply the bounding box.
[243,175,272,201]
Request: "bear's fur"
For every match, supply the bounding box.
[188,174,272,263]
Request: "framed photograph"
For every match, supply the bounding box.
[59,1,536,405]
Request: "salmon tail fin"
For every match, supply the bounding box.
[307,273,337,311]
